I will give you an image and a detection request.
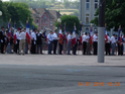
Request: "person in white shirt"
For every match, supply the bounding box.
[86,33,91,55]
[52,31,58,54]
[67,32,72,55]
[30,29,37,54]
[118,35,124,55]
[93,32,98,55]
[47,31,53,54]
[13,28,20,54]
[82,32,89,55]
[110,34,116,55]
[19,28,26,55]
[72,31,77,55]
[105,34,111,55]
[58,29,64,55]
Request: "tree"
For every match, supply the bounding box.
[55,15,80,33]
[3,2,33,27]
[91,0,125,31]
[0,1,10,22]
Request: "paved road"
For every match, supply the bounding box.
[0,65,125,94]
[0,54,125,66]
[0,55,125,94]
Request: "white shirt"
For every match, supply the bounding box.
[93,34,98,42]
[67,34,72,41]
[16,31,20,40]
[47,33,53,44]
[19,31,26,40]
[82,34,89,42]
[52,32,58,40]
[31,32,36,40]
[110,36,116,44]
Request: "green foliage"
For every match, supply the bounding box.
[56,15,80,33]
[0,1,10,22]
[0,1,33,27]
[92,0,125,31]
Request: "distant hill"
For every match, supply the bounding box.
[9,0,80,16]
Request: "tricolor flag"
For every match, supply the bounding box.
[90,25,93,36]
[26,20,31,44]
[64,23,66,32]
[26,20,30,34]
[118,25,122,39]
[104,23,107,35]
[13,22,16,29]
[74,23,77,31]
[8,18,11,29]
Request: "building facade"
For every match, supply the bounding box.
[80,0,99,31]
[31,8,61,31]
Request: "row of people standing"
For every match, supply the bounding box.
[0,27,46,55]
[82,32,125,56]
[14,28,46,55]
[0,26,125,55]
[105,34,124,55]
[47,30,79,55]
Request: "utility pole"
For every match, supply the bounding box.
[98,0,106,63]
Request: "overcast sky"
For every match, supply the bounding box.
[2,0,77,1]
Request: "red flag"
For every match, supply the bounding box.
[26,32,31,44]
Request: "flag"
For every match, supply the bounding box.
[74,23,77,31]
[26,21,30,34]
[64,23,66,31]
[20,21,24,27]
[118,25,122,39]
[26,20,31,44]
[8,18,11,29]
[90,26,93,36]
[105,29,108,35]
[13,22,16,29]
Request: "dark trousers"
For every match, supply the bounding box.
[67,41,71,55]
[118,43,124,55]
[36,44,42,54]
[25,42,28,54]
[31,40,36,54]
[93,42,97,55]
[105,43,111,55]
[53,40,58,54]
[83,42,87,55]
[14,40,19,54]
[59,43,63,54]
[0,43,4,54]
[72,44,77,55]
[48,42,52,54]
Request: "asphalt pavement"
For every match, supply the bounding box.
[0,54,125,94]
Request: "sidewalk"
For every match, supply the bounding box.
[0,54,125,66]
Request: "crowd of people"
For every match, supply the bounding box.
[0,26,125,56]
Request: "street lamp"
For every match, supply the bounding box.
[0,11,2,16]
[57,18,61,30]
[0,11,2,26]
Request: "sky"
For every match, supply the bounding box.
[2,0,77,1]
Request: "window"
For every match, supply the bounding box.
[95,3,98,9]
[86,0,90,2]
[86,17,89,24]
[95,0,98,2]
[86,14,89,16]
[86,3,89,10]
